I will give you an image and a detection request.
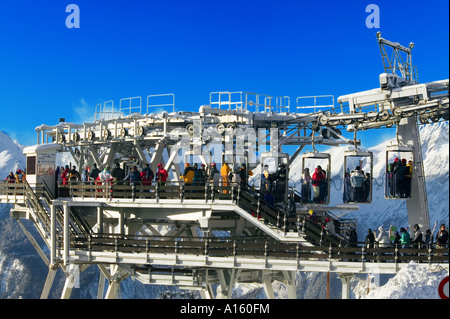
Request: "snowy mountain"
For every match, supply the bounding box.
[0,122,448,299]
[0,131,26,187]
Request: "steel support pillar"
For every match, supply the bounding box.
[263,278,275,299]
[217,269,240,299]
[282,270,297,299]
[338,273,354,299]
[40,266,58,299]
[397,116,430,230]
[199,284,215,299]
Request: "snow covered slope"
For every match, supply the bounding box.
[0,131,25,182]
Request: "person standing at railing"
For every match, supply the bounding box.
[15,169,25,183]
[435,224,448,250]
[69,166,81,182]
[81,166,90,182]
[192,163,200,186]
[59,165,71,197]
[6,172,15,183]
[97,166,113,195]
[238,163,253,190]
[181,163,195,186]
[156,163,168,186]
[208,163,221,190]
[399,227,410,248]
[365,229,375,249]
[141,163,154,186]
[5,172,16,195]
[61,165,70,186]
[99,166,113,182]
[112,163,125,182]
[89,163,101,182]
[231,166,241,186]
[375,226,389,247]
[221,163,231,194]
[122,165,141,186]
[424,229,432,246]
[411,224,423,248]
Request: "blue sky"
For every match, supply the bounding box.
[0,0,448,147]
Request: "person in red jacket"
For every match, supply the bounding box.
[312,165,325,203]
[61,165,71,186]
[156,163,168,185]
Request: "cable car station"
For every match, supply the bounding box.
[0,33,448,299]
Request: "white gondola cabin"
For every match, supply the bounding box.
[301,152,331,205]
[385,144,414,199]
[343,150,373,204]
[260,152,289,203]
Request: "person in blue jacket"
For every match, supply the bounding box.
[123,165,141,185]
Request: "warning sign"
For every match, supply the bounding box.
[438,276,449,299]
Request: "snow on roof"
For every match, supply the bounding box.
[23,143,62,155]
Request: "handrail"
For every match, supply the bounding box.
[59,180,348,245]
[4,181,448,265]
[71,232,449,264]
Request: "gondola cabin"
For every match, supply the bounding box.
[301,152,331,205]
[343,150,373,204]
[385,144,414,199]
[260,152,289,203]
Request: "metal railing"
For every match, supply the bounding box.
[296,95,335,113]
[209,91,275,113]
[3,181,448,266]
[93,93,176,122]
[71,233,448,265]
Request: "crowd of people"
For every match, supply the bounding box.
[55,163,169,186]
[343,167,371,203]
[55,162,255,191]
[173,162,253,190]
[362,223,449,249]
[386,157,413,198]
[5,169,26,183]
